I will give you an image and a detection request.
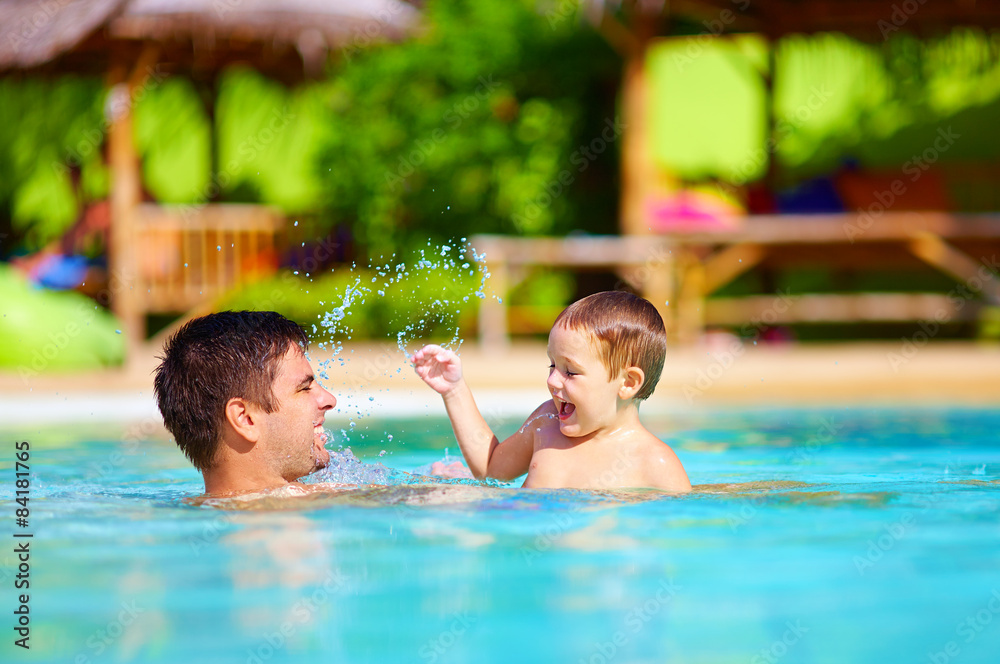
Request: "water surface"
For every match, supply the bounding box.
[1,408,998,663]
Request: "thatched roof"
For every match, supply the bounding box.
[6,0,997,76]
[1,0,124,69]
[0,0,418,75]
[665,0,1000,40]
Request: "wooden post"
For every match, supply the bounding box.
[615,5,654,234]
[108,45,159,366]
[677,250,706,344]
[107,69,142,363]
[643,251,675,340]
[620,53,653,238]
[617,9,678,336]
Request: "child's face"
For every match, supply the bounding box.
[546,324,625,438]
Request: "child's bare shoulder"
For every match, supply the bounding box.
[518,400,564,452]
[634,431,691,492]
[532,399,558,417]
[520,400,559,432]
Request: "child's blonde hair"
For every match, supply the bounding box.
[553,291,666,401]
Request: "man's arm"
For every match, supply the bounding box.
[412,345,533,480]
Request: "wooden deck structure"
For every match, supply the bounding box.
[6,0,1000,356]
[470,1,1000,347]
[473,212,1000,347]
[1,0,417,362]
[602,0,1000,234]
[133,203,284,314]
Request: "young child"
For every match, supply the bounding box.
[412,291,691,492]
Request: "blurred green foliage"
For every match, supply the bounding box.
[216,68,329,210]
[0,264,123,370]
[0,76,106,251]
[978,306,1000,341]
[216,264,482,343]
[3,4,1000,351]
[651,28,1000,183]
[7,9,998,260]
[128,67,330,209]
[313,0,622,255]
[0,0,621,261]
[507,268,575,307]
[133,77,212,203]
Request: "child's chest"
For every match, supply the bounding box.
[525,440,643,490]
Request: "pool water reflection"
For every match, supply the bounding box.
[1,408,998,664]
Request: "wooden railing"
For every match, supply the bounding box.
[133,203,284,314]
[470,234,674,349]
[471,212,1000,347]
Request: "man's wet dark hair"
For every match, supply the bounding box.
[153,311,309,471]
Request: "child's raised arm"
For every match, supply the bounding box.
[412,344,533,481]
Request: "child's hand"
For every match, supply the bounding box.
[412,344,463,395]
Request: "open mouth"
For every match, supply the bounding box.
[313,421,331,466]
[555,398,576,421]
[313,421,328,444]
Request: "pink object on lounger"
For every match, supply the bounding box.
[648,190,743,232]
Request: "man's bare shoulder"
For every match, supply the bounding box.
[189,482,510,509]
[187,482,355,508]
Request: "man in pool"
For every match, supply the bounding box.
[154,311,337,496]
[413,291,691,492]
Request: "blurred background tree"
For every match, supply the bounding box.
[313,0,622,258]
[0,77,106,253]
[3,1,1000,346]
[0,0,622,263]
[6,4,998,262]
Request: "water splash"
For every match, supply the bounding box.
[307,447,409,485]
[308,238,495,451]
[307,444,507,488]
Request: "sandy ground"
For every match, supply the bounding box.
[1,339,998,427]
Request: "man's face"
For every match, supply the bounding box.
[260,343,336,481]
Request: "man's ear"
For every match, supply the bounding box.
[619,366,645,400]
[225,397,263,444]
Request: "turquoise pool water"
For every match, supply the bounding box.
[2,408,999,664]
